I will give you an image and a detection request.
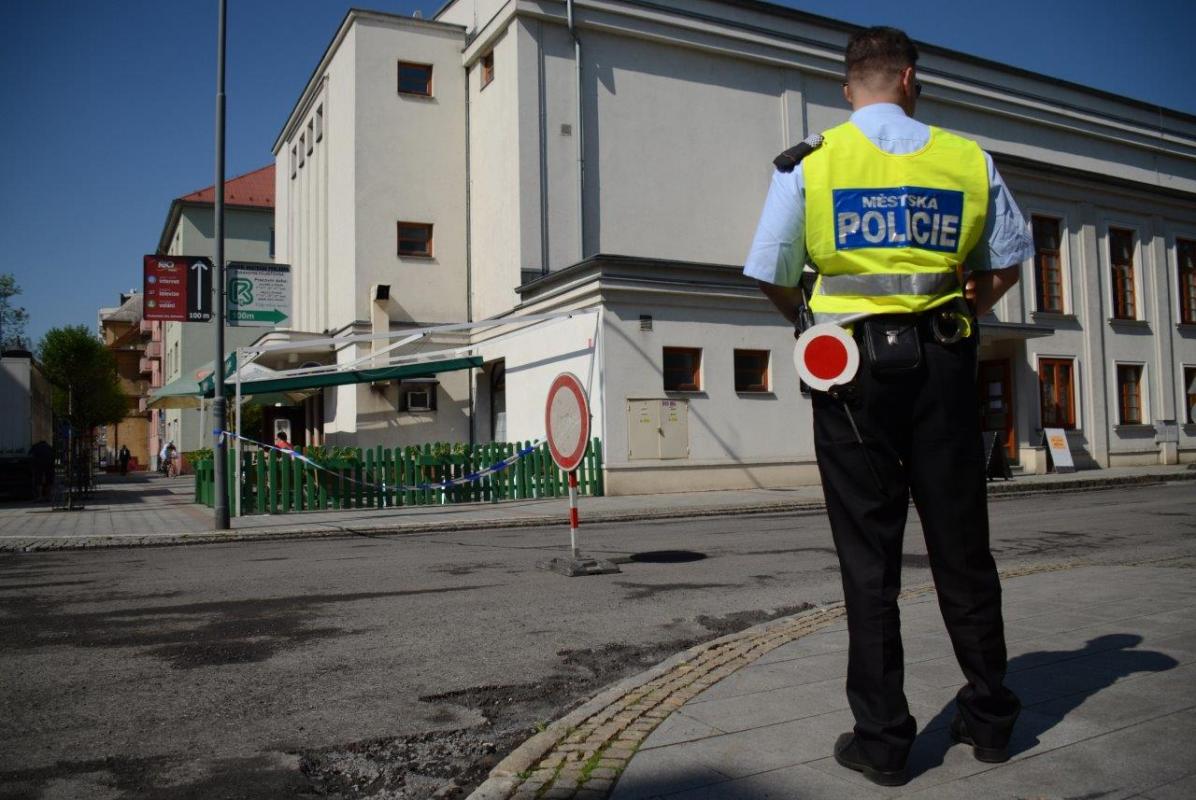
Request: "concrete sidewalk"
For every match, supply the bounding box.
[610,563,1196,799]
[477,561,1196,800]
[0,464,1192,551]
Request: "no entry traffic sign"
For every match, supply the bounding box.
[545,372,591,472]
[793,323,859,392]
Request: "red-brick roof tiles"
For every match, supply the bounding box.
[179,164,274,208]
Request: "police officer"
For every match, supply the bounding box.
[744,27,1033,786]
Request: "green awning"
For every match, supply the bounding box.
[147,377,204,409]
[202,356,482,397]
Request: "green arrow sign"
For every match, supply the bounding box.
[228,308,288,324]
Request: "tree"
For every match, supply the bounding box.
[37,326,129,432]
[0,273,30,350]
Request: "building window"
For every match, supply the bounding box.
[398,62,433,96]
[396,222,433,257]
[1116,364,1144,425]
[306,121,314,154]
[290,145,297,179]
[315,104,324,142]
[269,226,275,259]
[1109,228,1136,320]
[481,51,495,89]
[1184,366,1196,424]
[1179,238,1196,324]
[1038,357,1076,430]
[663,347,701,392]
[734,349,769,392]
[298,133,305,167]
[1032,215,1064,313]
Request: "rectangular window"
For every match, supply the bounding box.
[269,226,275,259]
[396,222,433,257]
[1032,215,1064,313]
[1179,238,1196,324]
[734,349,770,392]
[298,133,305,168]
[315,104,324,142]
[1109,228,1136,320]
[306,120,314,155]
[1184,366,1196,424]
[1038,357,1076,430]
[663,347,702,392]
[1117,364,1143,425]
[398,62,433,96]
[481,51,495,89]
[290,145,297,179]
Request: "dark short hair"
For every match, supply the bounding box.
[845,26,918,82]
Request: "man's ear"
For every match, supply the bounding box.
[842,82,852,105]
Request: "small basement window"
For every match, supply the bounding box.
[734,349,770,392]
[398,62,433,96]
[397,222,433,257]
[663,347,701,392]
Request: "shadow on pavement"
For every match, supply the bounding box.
[910,633,1179,778]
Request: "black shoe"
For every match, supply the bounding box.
[949,714,1010,763]
[833,732,909,787]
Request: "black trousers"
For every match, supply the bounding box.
[811,325,1020,770]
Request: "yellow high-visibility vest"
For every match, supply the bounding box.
[803,120,989,324]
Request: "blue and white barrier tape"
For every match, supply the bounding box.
[213,429,543,493]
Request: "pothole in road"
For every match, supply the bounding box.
[300,603,814,798]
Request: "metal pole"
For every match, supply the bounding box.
[211,0,230,529]
[568,469,579,559]
[234,348,242,518]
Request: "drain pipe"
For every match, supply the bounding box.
[568,0,585,261]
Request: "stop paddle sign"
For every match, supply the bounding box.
[793,323,859,392]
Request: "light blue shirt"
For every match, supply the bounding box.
[743,103,1034,288]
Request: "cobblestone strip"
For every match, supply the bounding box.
[469,560,1088,800]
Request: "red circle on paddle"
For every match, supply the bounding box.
[804,335,849,381]
[545,373,591,472]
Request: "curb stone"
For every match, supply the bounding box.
[467,560,1086,800]
[3,471,1190,553]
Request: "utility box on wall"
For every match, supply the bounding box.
[627,398,689,460]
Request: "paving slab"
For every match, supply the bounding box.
[606,565,1196,800]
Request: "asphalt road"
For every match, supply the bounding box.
[1,483,1193,799]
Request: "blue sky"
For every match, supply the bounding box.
[3,0,1193,344]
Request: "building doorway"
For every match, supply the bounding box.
[490,361,506,442]
[979,359,1016,462]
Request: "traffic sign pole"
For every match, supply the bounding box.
[211,0,230,531]
[540,372,617,577]
[568,470,580,559]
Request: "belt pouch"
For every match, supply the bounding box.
[862,317,922,374]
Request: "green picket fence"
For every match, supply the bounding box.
[193,438,604,514]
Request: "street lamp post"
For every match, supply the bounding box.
[211,0,230,530]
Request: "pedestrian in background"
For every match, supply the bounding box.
[745,26,1032,786]
[118,445,131,476]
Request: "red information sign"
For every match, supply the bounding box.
[545,372,591,472]
[143,255,213,322]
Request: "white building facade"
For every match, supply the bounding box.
[269,0,1196,494]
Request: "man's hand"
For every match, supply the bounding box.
[964,266,1020,317]
[756,281,802,326]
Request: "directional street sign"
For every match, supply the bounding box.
[143,255,213,322]
[226,262,291,327]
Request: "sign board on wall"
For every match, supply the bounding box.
[143,255,213,322]
[226,262,291,327]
